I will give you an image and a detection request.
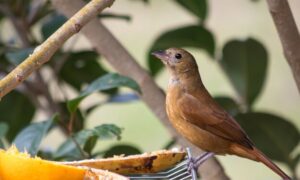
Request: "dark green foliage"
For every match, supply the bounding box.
[103,144,142,157]
[162,138,177,150]
[220,38,268,107]
[68,73,141,113]
[5,48,34,65]
[0,91,35,142]
[0,122,8,148]
[175,0,207,21]
[41,14,67,40]
[214,96,240,116]
[55,124,122,160]
[0,123,8,138]
[58,51,108,91]
[13,115,57,156]
[99,13,131,22]
[0,0,142,164]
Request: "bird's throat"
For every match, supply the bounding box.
[168,76,180,86]
[168,71,203,93]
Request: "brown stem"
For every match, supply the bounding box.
[35,71,59,115]
[51,0,229,179]
[266,0,300,93]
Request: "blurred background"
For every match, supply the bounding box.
[0,0,299,180]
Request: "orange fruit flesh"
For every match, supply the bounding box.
[0,146,86,180]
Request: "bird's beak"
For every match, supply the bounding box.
[151,50,169,62]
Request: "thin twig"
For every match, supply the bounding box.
[51,0,229,179]
[0,0,115,99]
[266,0,300,93]
[70,134,88,159]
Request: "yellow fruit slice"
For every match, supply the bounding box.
[0,146,127,180]
[62,149,186,174]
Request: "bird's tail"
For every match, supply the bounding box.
[252,147,291,180]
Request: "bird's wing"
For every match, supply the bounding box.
[178,93,253,149]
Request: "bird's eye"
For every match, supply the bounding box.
[175,53,182,59]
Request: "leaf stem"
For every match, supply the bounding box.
[70,134,88,159]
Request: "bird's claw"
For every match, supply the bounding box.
[187,157,196,173]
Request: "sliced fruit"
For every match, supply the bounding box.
[0,146,127,180]
[62,149,186,174]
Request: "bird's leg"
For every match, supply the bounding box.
[187,152,215,173]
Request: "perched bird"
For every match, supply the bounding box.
[152,48,291,180]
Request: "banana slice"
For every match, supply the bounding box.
[62,149,186,174]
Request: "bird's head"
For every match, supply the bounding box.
[152,48,198,75]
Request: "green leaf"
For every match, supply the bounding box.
[67,73,141,112]
[0,122,8,149]
[67,96,86,114]
[83,135,98,156]
[37,150,54,160]
[55,129,97,160]
[0,91,35,141]
[83,124,123,156]
[0,122,8,138]
[103,144,142,158]
[214,96,240,116]
[55,124,122,160]
[13,115,56,156]
[148,25,215,76]
[0,140,5,149]
[94,124,122,140]
[41,14,67,40]
[220,38,268,106]
[235,112,300,166]
[54,138,83,160]
[175,0,207,21]
[162,138,177,150]
[5,48,34,65]
[99,13,131,22]
[0,44,10,71]
[59,51,108,91]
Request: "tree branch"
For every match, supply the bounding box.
[0,0,115,99]
[51,0,229,179]
[266,0,300,93]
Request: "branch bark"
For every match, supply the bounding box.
[266,0,300,93]
[0,0,115,99]
[51,0,229,179]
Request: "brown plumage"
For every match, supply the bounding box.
[152,47,291,180]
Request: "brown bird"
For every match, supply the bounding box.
[152,48,291,180]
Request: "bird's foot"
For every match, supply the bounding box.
[187,152,215,173]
